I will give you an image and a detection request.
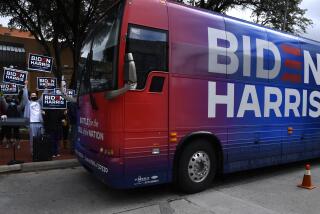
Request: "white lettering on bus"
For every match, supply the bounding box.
[208,27,320,84]
[237,85,261,118]
[264,87,282,117]
[304,50,320,85]
[256,39,281,79]
[208,82,234,118]
[208,81,320,118]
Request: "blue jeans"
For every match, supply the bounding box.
[29,123,43,154]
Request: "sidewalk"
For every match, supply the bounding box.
[0,140,74,165]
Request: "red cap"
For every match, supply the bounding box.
[306,164,311,170]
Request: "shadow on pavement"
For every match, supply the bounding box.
[76,158,320,199]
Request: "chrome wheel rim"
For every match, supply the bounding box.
[188,151,211,183]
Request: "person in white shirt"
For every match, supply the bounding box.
[21,81,47,154]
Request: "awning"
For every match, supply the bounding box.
[0,43,26,69]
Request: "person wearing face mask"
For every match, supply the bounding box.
[21,80,47,155]
[0,95,23,149]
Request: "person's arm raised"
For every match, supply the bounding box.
[60,84,77,103]
[20,80,30,109]
[0,92,8,111]
[39,82,49,106]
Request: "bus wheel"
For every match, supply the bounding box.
[177,140,216,193]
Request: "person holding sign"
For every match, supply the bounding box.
[21,80,47,155]
[43,89,65,158]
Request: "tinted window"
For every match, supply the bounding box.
[126,26,168,89]
[79,2,123,94]
[149,76,165,92]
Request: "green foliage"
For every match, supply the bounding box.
[0,0,313,82]
[251,0,313,34]
[0,0,114,85]
[177,0,259,13]
[178,0,313,34]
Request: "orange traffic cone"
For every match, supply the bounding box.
[298,164,316,190]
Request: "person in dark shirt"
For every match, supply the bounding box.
[0,93,7,146]
[61,110,69,149]
[61,87,77,154]
[66,101,77,154]
[0,95,24,149]
[43,108,64,157]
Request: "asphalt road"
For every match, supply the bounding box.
[1,160,320,214]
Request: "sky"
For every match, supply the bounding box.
[0,16,10,27]
[0,0,318,41]
[299,0,320,41]
[224,0,319,41]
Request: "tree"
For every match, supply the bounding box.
[177,0,259,13]
[251,0,312,34]
[179,0,312,34]
[0,0,114,87]
[0,0,64,80]
[53,0,114,88]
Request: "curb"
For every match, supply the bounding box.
[0,164,21,173]
[0,159,80,174]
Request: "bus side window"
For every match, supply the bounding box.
[126,25,168,90]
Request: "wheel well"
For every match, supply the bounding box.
[172,132,223,183]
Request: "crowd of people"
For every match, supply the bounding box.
[0,80,77,159]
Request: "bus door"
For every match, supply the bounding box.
[123,25,169,186]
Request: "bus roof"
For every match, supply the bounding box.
[167,0,320,45]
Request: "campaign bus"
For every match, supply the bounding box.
[75,0,320,193]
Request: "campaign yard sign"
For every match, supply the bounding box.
[37,77,57,90]
[67,89,76,97]
[3,67,28,86]
[28,53,53,72]
[54,88,62,94]
[0,84,19,95]
[42,94,66,109]
[65,89,77,102]
[54,88,76,99]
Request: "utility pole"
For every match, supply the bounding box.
[282,0,289,31]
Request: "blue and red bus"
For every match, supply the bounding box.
[75,0,320,193]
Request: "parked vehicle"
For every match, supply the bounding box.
[75,0,320,193]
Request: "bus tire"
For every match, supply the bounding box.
[177,139,216,193]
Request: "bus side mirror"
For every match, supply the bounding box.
[124,53,137,85]
[105,53,137,100]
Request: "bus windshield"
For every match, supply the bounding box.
[79,2,123,94]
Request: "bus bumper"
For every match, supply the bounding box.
[75,144,126,189]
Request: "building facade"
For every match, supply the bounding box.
[0,27,73,91]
